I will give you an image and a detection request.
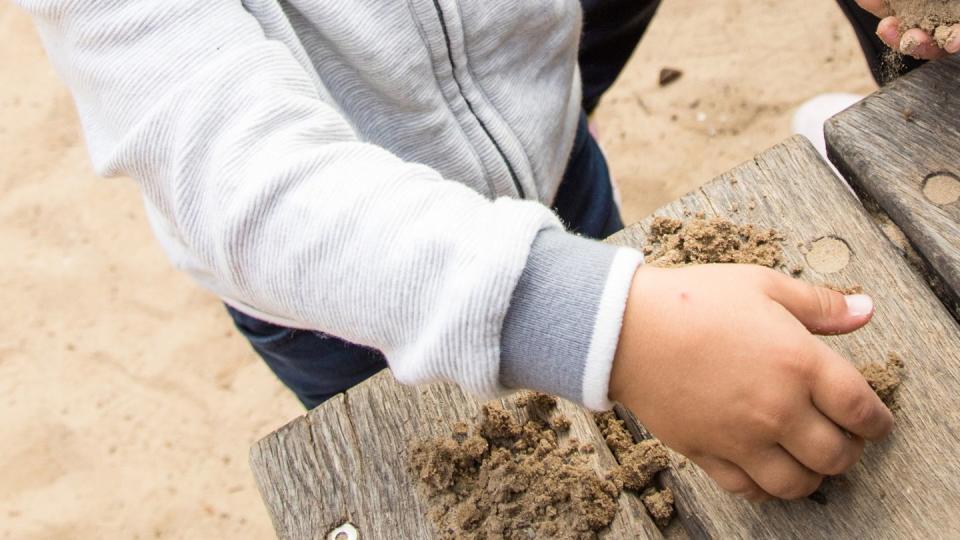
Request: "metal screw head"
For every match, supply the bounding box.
[327,522,358,540]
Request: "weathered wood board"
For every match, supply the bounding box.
[251,134,960,538]
[607,136,960,538]
[825,55,960,319]
[249,370,663,539]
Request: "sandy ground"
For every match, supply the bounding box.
[0,1,875,538]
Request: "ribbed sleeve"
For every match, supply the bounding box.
[501,230,642,409]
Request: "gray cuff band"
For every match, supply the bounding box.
[499,229,620,404]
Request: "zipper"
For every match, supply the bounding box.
[429,0,526,199]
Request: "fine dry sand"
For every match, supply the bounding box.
[0,1,875,537]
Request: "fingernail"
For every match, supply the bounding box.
[876,25,896,45]
[900,35,920,55]
[845,294,874,317]
[946,31,960,54]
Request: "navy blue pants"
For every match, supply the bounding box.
[230,0,918,410]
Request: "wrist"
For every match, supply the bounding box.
[609,265,654,404]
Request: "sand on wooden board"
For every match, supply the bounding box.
[409,394,620,539]
[408,393,677,538]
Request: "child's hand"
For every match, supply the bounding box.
[856,0,960,58]
[609,264,893,502]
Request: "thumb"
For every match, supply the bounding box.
[764,272,874,335]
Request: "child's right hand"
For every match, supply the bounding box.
[609,264,893,501]
[856,0,960,57]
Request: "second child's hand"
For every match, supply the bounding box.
[610,264,893,502]
[856,0,960,58]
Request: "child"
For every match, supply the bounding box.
[18,0,949,502]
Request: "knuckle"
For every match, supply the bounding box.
[754,266,782,292]
[814,287,839,323]
[817,440,856,476]
[749,398,792,438]
[846,390,879,430]
[780,347,817,380]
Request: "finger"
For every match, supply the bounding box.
[859,0,891,18]
[764,272,874,335]
[900,28,948,60]
[697,456,772,503]
[740,446,824,500]
[942,24,960,54]
[877,17,901,49]
[780,408,866,476]
[808,339,894,440]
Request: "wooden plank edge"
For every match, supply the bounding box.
[824,123,960,323]
[251,377,667,539]
[612,405,712,540]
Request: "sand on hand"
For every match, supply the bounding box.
[888,0,960,47]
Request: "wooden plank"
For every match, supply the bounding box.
[825,55,960,319]
[613,405,711,540]
[249,370,664,539]
[607,135,960,538]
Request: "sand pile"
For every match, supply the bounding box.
[860,353,905,409]
[644,216,784,268]
[409,395,620,539]
[888,0,960,47]
[594,412,674,527]
[408,393,679,538]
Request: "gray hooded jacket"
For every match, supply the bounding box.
[20,0,643,409]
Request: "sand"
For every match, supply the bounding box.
[644,216,785,268]
[0,1,877,537]
[640,487,675,528]
[593,0,876,223]
[860,353,905,409]
[888,0,960,47]
[594,412,671,495]
[806,237,852,273]
[922,173,960,205]
[517,392,572,432]
[409,399,620,539]
[826,283,865,295]
[409,398,677,537]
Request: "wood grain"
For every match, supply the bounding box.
[250,370,663,539]
[825,55,960,319]
[608,136,960,538]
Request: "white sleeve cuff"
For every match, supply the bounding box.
[581,247,644,411]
